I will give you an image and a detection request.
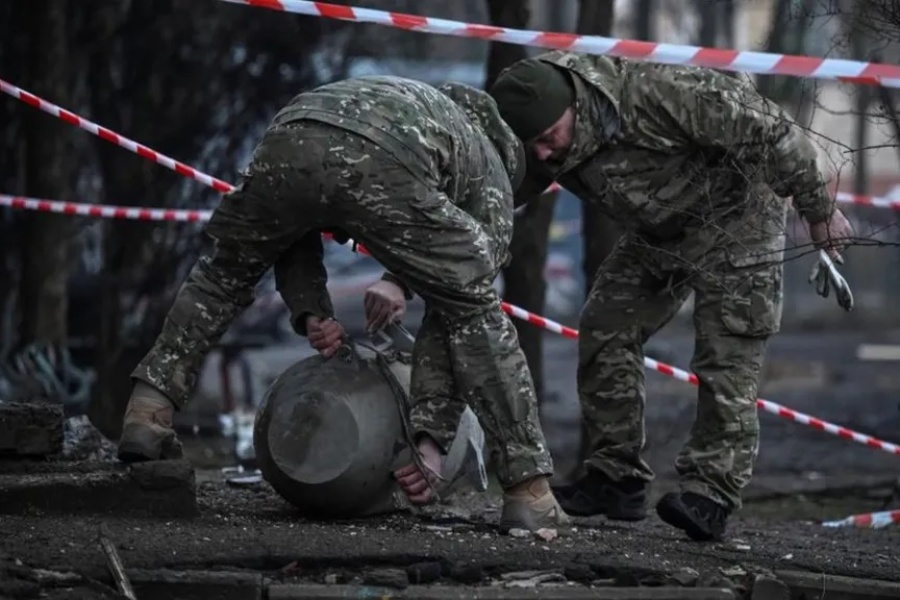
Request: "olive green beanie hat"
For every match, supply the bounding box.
[489,59,575,142]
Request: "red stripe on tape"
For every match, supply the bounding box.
[315,1,354,20]
[464,24,505,39]
[97,127,119,144]
[772,55,823,76]
[58,109,81,127]
[136,146,158,162]
[859,63,900,80]
[693,47,739,68]
[246,0,286,9]
[536,32,579,50]
[611,39,657,58]
[18,91,41,108]
[391,13,426,29]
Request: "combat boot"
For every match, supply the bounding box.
[117,381,183,462]
[551,468,647,520]
[499,475,571,533]
[655,491,730,542]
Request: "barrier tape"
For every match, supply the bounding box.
[822,509,900,529]
[222,0,900,88]
[0,80,233,194]
[5,79,900,461]
[4,185,898,226]
[500,304,900,458]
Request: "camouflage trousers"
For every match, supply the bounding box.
[131,121,552,489]
[578,207,786,510]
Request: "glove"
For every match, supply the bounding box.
[808,250,854,312]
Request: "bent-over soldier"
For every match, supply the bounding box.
[488,51,854,541]
[117,75,569,533]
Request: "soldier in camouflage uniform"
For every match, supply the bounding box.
[489,51,854,541]
[117,76,569,533]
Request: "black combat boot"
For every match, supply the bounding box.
[550,469,647,520]
[656,491,730,541]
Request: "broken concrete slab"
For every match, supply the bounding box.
[267,584,737,599]
[0,459,197,517]
[0,402,64,457]
[127,569,263,600]
[776,570,900,599]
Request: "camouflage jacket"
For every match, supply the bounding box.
[270,76,523,308]
[271,75,522,205]
[517,51,835,241]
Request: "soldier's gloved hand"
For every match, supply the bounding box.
[364,280,407,333]
[305,316,346,359]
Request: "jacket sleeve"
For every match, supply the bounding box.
[648,76,835,224]
[380,271,414,300]
[274,231,334,336]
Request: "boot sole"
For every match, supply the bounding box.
[117,423,173,463]
[655,499,715,541]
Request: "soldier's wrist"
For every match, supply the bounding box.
[381,272,413,300]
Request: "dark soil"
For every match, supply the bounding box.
[1,470,898,595]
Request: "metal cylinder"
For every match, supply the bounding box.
[253,342,411,518]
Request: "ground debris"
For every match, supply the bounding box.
[0,401,64,457]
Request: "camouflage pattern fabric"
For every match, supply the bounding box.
[579,197,786,509]
[515,51,835,230]
[131,76,551,489]
[495,51,830,509]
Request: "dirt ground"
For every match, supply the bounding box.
[2,464,899,599]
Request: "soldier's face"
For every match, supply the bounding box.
[528,107,575,163]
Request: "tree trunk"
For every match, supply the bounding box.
[18,0,77,349]
[486,0,557,406]
[694,0,718,47]
[574,0,619,471]
[576,0,620,297]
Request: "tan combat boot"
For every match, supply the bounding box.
[499,475,571,533]
[117,381,183,462]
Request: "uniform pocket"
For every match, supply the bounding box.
[720,246,784,338]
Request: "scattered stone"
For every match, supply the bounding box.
[666,568,700,587]
[535,527,558,542]
[323,573,338,585]
[502,571,566,588]
[750,575,789,600]
[0,459,197,517]
[362,568,408,589]
[62,415,117,462]
[407,561,443,585]
[0,402,64,457]
[718,566,746,578]
[508,528,530,539]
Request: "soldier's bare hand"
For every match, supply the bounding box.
[306,316,345,359]
[808,208,854,260]
[364,280,407,333]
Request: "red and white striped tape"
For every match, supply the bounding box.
[4,186,898,226]
[223,0,900,88]
[0,194,212,222]
[500,302,900,458]
[0,79,234,195]
[4,76,900,461]
[822,509,900,529]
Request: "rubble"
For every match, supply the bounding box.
[0,401,64,457]
[0,459,198,517]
